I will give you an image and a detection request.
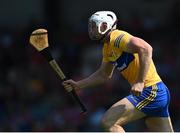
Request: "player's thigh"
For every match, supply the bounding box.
[101,98,146,126]
[145,117,174,132]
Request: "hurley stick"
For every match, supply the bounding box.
[29,29,87,114]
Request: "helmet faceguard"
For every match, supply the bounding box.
[88,11,117,40]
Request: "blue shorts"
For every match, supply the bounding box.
[126,82,170,117]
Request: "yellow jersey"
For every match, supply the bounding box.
[102,30,161,87]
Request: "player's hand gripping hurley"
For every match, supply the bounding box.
[29,29,87,114]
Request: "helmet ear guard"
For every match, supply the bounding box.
[88,11,117,40]
[98,22,111,35]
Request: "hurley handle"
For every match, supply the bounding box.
[40,48,87,114]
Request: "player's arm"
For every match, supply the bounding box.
[126,36,153,96]
[63,61,115,92]
[126,36,153,82]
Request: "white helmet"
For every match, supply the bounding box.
[88,11,117,40]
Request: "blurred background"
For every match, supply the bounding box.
[0,0,180,131]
